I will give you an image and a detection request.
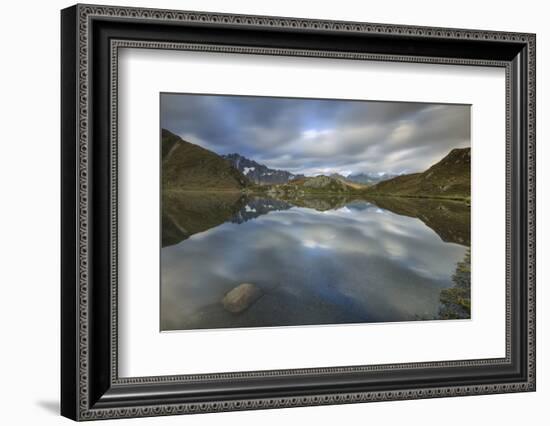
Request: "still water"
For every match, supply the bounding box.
[161,193,470,331]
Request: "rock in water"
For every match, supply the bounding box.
[222,283,263,313]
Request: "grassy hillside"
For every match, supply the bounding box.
[267,175,359,197]
[162,129,250,191]
[367,148,470,201]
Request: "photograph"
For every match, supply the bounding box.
[56,3,536,420]
[160,93,472,331]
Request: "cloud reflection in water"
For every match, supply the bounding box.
[161,199,468,331]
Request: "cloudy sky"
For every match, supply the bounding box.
[160,93,470,176]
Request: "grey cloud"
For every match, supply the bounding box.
[160,93,470,175]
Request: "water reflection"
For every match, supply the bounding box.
[161,192,471,331]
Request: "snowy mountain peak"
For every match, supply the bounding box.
[223,153,303,185]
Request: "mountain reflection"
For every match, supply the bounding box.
[161,191,471,330]
[162,192,470,248]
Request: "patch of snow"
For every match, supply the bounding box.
[243,167,255,175]
[245,205,256,213]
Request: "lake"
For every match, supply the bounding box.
[161,192,470,331]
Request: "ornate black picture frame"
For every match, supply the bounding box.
[61,4,536,421]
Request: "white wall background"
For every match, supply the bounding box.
[0,0,546,424]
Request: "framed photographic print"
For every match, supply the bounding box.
[61,4,536,421]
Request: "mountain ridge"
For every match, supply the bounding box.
[223,153,304,185]
[367,147,470,200]
[162,128,470,201]
[162,129,250,191]
[347,172,400,185]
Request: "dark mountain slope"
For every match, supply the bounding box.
[368,148,470,200]
[162,129,249,190]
